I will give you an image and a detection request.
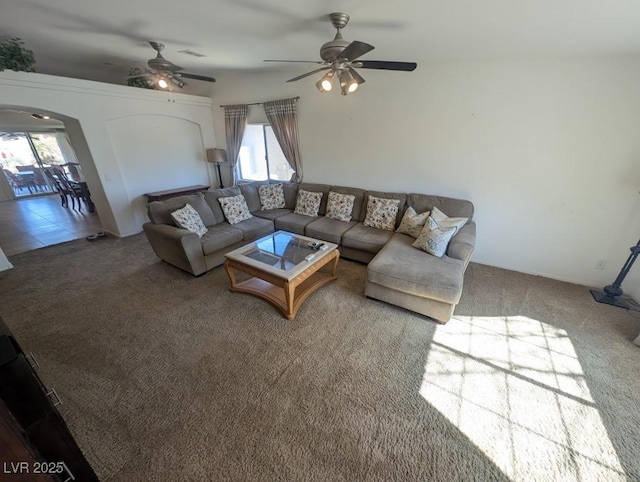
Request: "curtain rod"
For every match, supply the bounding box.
[219,96,300,108]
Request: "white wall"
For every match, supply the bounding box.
[211,57,640,300]
[0,72,217,237]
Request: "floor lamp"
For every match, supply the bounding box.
[590,238,640,311]
[206,148,227,188]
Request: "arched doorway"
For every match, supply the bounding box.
[0,107,103,255]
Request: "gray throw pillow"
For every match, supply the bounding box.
[397,206,430,238]
[412,210,468,257]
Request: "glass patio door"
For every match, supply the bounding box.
[0,131,67,198]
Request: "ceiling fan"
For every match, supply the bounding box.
[128,42,216,90]
[265,13,417,95]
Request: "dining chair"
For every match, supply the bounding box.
[52,167,85,211]
[32,167,49,193]
[43,167,69,207]
[2,169,33,195]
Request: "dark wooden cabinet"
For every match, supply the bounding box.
[0,317,99,481]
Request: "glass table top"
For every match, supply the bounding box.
[225,231,337,279]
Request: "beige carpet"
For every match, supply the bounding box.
[0,234,638,481]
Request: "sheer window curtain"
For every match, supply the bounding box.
[55,131,79,164]
[263,99,303,182]
[223,104,249,186]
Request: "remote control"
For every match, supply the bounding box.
[305,254,315,261]
[319,244,329,251]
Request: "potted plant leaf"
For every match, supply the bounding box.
[0,37,36,72]
[127,67,156,89]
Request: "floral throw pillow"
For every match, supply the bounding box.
[170,203,208,238]
[258,183,286,210]
[396,206,431,238]
[294,189,323,217]
[363,195,401,231]
[325,191,356,222]
[412,213,468,257]
[218,194,253,225]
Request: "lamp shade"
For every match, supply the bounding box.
[206,148,227,163]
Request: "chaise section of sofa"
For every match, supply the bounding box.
[364,193,475,322]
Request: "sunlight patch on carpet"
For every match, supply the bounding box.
[420,315,626,481]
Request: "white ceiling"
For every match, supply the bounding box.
[3,0,640,96]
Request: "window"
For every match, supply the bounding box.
[238,124,294,181]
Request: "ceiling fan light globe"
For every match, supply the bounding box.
[348,82,358,93]
[321,79,333,91]
[158,78,168,89]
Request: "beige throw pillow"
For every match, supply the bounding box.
[325,191,356,222]
[412,209,468,257]
[294,189,323,217]
[397,206,431,238]
[258,183,286,210]
[170,203,208,238]
[218,194,253,225]
[363,195,401,231]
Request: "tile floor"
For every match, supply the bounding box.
[0,195,103,256]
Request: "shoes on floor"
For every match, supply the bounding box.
[86,232,106,241]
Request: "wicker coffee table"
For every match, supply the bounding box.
[224,231,339,320]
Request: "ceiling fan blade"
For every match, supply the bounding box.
[356,61,417,71]
[264,60,325,64]
[337,41,375,61]
[179,72,216,83]
[286,67,331,82]
[348,67,366,85]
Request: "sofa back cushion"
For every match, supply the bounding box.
[298,183,332,215]
[362,190,407,228]
[204,187,242,224]
[408,193,474,221]
[329,186,367,221]
[280,182,299,210]
[238,181,270,212]
[147,193,217,226]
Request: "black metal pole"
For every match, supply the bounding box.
[216,163,224,188]
[590,238,640,311]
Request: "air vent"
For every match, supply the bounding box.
[178,49,206,58]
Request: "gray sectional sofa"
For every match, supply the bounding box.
[142,181,475,322]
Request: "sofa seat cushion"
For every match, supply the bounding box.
[368,233,464,304]
[201,223,243,255]
[274,212,317,235]
[341,222,395,254]
[233,216,274,241]
[253,208,292,221]
[305,216,357,244]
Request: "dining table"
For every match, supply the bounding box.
[15,170,37,193]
